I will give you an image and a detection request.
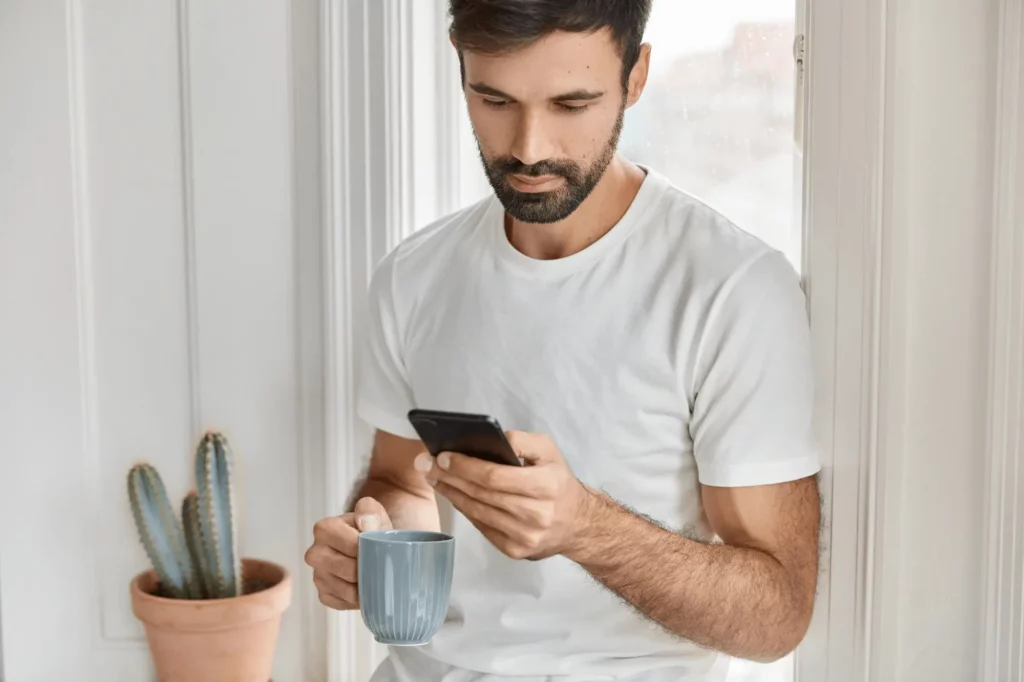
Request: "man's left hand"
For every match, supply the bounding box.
[413,431,593,560]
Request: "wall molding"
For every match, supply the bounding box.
[980,0,1024,679]
[65,0,157,653]
[798,0,908,679]
[865,0,912,677]
[321,1,373,678]
[65,0,108,650]
[175,0,202,441]
[383,0,414,245]
[291,0,328,678]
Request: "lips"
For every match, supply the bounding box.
[508,173,563,193]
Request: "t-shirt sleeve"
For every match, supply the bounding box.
[689,249,821,487]
[355,251,420,440]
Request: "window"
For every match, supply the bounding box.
[618,2,804,276]
[451,3,804,681]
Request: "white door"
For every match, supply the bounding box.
[1,2,316,680]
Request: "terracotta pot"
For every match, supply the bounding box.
[130,557,292,682]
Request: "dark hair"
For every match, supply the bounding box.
[447,0,653,90]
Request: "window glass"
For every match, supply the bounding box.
[618,0,803,274]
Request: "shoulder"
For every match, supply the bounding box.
[641,169,802,305]
[638,175,812,402]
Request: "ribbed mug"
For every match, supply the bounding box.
[357,529,455,646]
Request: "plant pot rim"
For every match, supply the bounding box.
[130,557,289,604]
[130,557,292,630]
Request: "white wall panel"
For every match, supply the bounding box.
[0,1,316,679]
[75,0,194,644]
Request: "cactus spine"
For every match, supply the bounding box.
[127,430,243,600]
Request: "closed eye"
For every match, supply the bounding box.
[557,102,590,114]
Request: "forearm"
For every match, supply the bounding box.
[347,473,440,532]
[567,489,813,662]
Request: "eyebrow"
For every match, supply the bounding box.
[468,82,606,102]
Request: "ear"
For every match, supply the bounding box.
[625,43,652,108]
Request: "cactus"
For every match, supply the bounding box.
[127,464,200,599]
[126,430,244,600]
[195,432,242,599]
[181,491,210,599]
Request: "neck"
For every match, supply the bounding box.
[504,157,646,260]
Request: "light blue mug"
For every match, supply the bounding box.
[357,529,455,646]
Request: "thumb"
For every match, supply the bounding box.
[353,497,393,532]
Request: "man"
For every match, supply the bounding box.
[305,1,821,680]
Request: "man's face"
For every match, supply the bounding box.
[460,29,637,224]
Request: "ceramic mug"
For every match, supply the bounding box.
[357,529,455,646]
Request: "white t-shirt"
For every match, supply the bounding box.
[357,167,820,682]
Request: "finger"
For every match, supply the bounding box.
[430,468,541,518]
[313,515,360,557]
[305,544,358,583]
[318,592,357,611]
[316,586,358,610]
[433,451,547,497]
[434,480,524,540]
[313,570,359,606]
[506,431,558,466]
[353,497,393,532]
[462,513,531,561]
[314,589,357,611]
[313,569,358,601]
[310,501,393,561]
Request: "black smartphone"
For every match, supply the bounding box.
[407,408,524,467]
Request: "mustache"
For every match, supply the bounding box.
[489,156,582,180]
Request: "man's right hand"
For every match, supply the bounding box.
[305,497,393,610]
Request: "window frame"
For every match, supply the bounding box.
[313,0,900,679]
[796,0,903,678]
[979,0,1024,678]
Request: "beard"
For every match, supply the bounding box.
[476,105,625,224]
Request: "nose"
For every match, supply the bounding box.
[509,110,554,167]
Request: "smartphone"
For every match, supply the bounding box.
[407,408,524,467]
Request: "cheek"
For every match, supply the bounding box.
[559,113,615,162]
[466,102,514,154]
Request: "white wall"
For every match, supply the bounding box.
[0,1,318,680]
[864,0,1024,679]
[806,0,1016,677]
[884,0,996,678]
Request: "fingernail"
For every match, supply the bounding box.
[426,478,437,487]
[414,452,433,473]
[358,514,379,531]
[438,452,451,470]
